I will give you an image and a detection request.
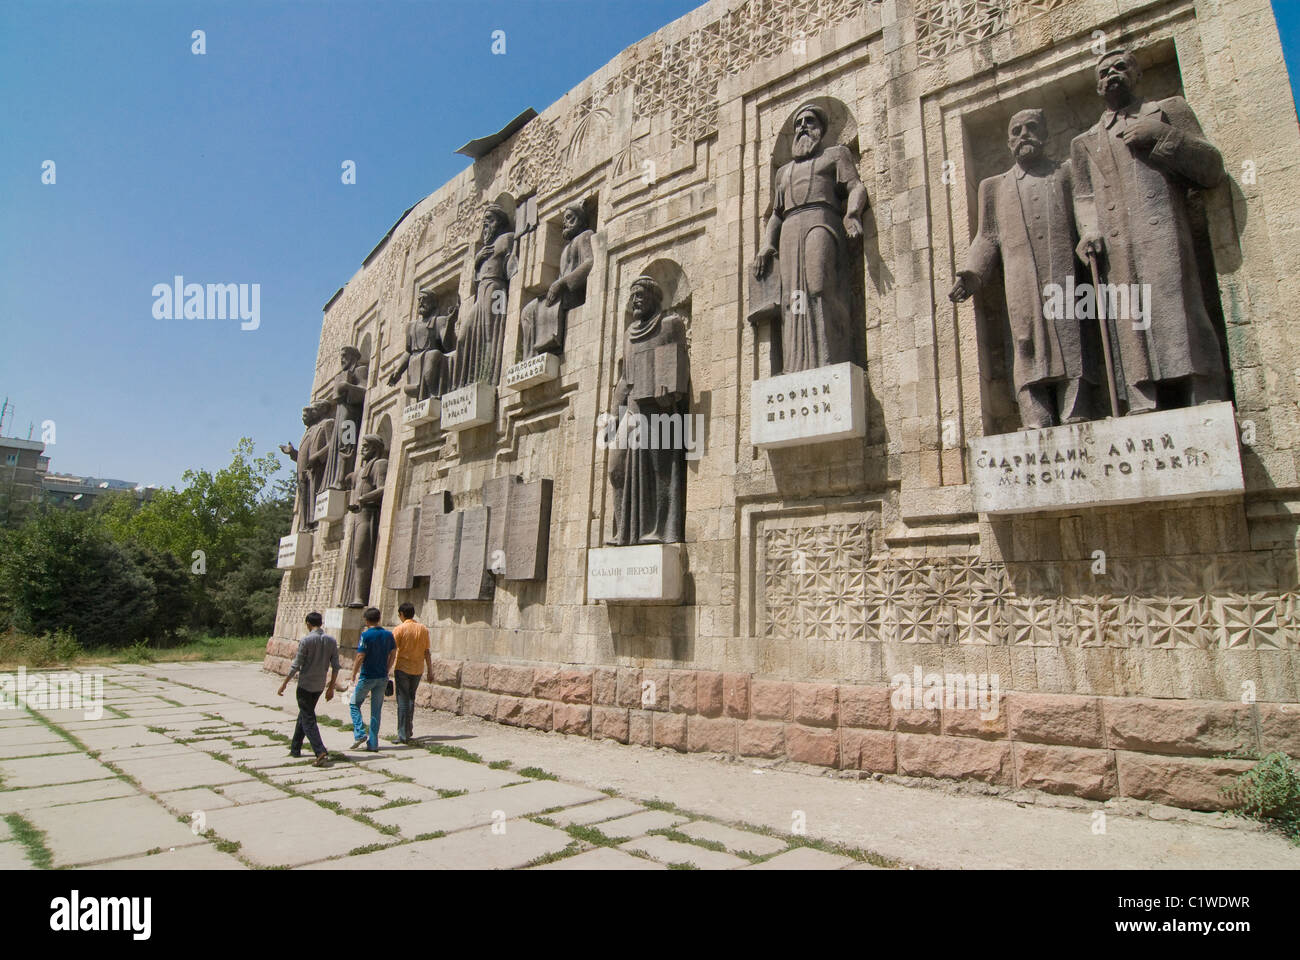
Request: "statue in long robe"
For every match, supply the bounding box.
[321,345,368,490]
[1071,48,1228,413]
[752,102,867,374]
[607,276,689,546]
[280,400,334,531]
[450,205,514,389]
[339,434,388,608]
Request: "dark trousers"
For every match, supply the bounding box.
[291,686,326,757]
[394,669,421,741]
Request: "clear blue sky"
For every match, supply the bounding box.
[2,0,1298,489]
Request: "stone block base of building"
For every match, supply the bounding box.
[263,641,1293,813]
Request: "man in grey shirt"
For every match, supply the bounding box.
[277,611,340,766]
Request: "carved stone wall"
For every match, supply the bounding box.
[274,0,1300,771]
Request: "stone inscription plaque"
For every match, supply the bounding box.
[482,475,520,575]
[506,479,553,580]
[441,382,496,431]
[277,532,312,570]
[454,505,494,600]
[428,510,463,601]
[314,487,347,523]
[972,402,1245,515]
[503,352,560,392]
[750,361,866,449]
[587,542,682,602]
[402,397,440,426]
[384,505,421,590]
[413,491,453,578]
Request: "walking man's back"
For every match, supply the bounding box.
[349,607,395,752]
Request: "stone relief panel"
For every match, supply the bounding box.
[762,542,1299,649]
[913,0,1070,67]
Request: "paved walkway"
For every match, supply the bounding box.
[1,661,1297,870]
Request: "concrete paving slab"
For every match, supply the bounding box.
[541,798,646,827]
[0,752,115,788]
[533,846,668,870]
[596,810,690,839]
[744,847,857,870]
[0,819,9,841]
[0,740,78,759]
[0,842,33,869]
[80,844,247,870]
[99,743,197,763]
[0,726,66,748]
[203,796,395,867]
[305,820,573,870]
[72,726,176,750]
[0,778,137,813]
[154,787,235,815]
[620,835,749,870]
[367,779,608,837]
[25,795,205,867]
[113,752,253,792]
[295,772,393,793]
[214,781,292,805]
[677,820,787,856]
[367,754,524,792]
[314,782,442,811]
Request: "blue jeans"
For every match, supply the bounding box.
[349,677,387,750]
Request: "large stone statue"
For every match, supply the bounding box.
[520,201,594,358]
[280,399,334,531]
[388,287,458,401]
[450,205,515,389]
[607,276,689,546]
[1071,48,1228,413]
[339,434,388,607]
[949,109,1093,428]
[321,345,369,491]
[752,102,867,374]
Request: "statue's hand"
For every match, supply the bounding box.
[752,247,776,281]
[843,215,862,239]
[948,274,975,303]
[546,281,563,305]
[1077,233,1105,261]
[386,371,400,386]
[1120,116,1167,151]
[278,443,294,456]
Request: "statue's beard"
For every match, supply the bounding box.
[793,133,821,159]
[563,222,584,240]
[1014,139,1044,160]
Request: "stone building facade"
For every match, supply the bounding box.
[267,0,1300,811]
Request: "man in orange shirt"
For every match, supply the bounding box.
[391,602,434,743]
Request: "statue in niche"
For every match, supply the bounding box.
[339,434,388,607]
[280,399,335,531]
[450,204,515,389]
[949,109,1094,428]
[388,287,458,402]
[1071,48,1228,414]
[607,276,689,546]
[519,200,594,359]
[751,102,867,374]
[321,345,368,491]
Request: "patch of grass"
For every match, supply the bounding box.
[649,827,764,863]
[564,824,628,848]
[4,813,53,869]
[436,788,467,799]
[598,786,620,797]
[203,830,241,855]
[424,743,483,764]
[523,841,582,867]
[1223,751,1300,843]
[346,842,391,857]
[531,816,558,828]
[666,861,699,870]
[358,787,386,798]
[0,628,81,668]
[377,798,419,810]
[145,726,169,735]
[517,767,558,781]
[413,831,446,841]
[488,759,512,770]
[251,728,291,744]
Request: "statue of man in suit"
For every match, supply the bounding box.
[1071,48,1228,414]
[950,109,1093,428]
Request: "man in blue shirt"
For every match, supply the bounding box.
[349,606,396,752]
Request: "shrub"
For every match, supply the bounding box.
[1223,751,1300,842]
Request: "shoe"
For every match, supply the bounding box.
[367,747,379,753]
[394,737,406,745]
[351,737,367,750]
[289,751,302,759]
[312,753,330,767]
